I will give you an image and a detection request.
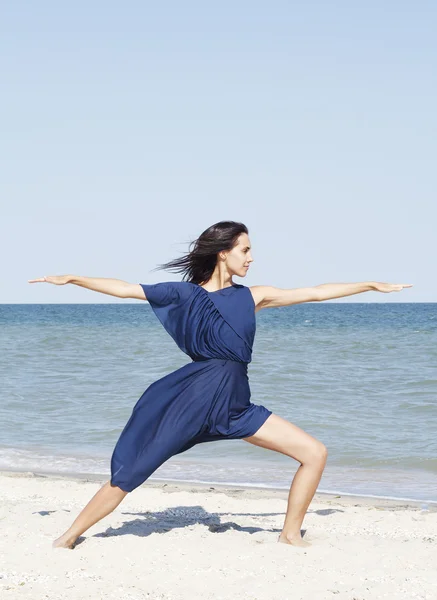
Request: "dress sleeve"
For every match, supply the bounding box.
[139,282,189,346]
[139,282,178,308]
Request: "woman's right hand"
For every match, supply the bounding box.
[28,275,138,298]
[28,275,71,285]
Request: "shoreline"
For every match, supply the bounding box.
[1,467,434,510]
[2,444,437,505]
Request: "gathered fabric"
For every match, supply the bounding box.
[110,282,272,492]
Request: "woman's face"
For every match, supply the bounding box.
[223,233,253,277]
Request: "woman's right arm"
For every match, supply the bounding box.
[28,275,146,300]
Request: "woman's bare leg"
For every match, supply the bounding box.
[53,481,128,549]
[243,413,328,547]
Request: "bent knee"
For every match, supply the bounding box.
[305,442,328,466]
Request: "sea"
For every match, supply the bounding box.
[1,302,436,503]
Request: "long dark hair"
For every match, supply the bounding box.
[153,220,248,284]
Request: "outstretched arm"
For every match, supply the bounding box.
[28,275,145,299]
[251,281,413,309]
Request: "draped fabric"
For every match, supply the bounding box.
[110,282,272,492]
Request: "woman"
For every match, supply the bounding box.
[29,220,412,549]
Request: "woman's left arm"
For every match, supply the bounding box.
[251,282,413,309]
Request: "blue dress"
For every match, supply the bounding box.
[110,281,272,492]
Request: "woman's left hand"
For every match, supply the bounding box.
[373,282,413,293]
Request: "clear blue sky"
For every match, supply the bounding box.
[2,1,435,303]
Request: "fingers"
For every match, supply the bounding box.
[377,283,413,293]
[28,277,47,283]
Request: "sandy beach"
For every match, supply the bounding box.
[0,470,436,600]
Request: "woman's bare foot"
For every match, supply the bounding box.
[277,533,311,547]
[51,480,127,550]
[52,532,78,549]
